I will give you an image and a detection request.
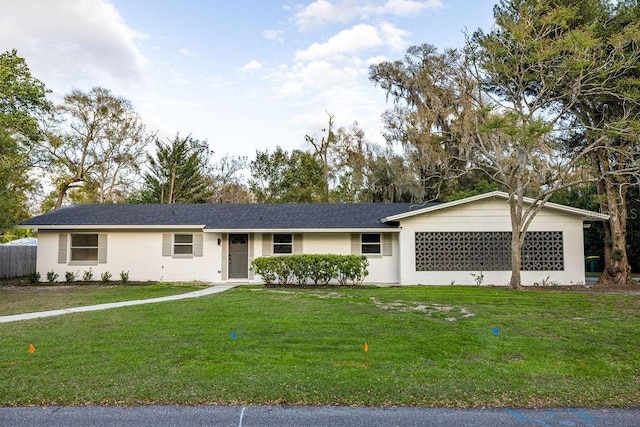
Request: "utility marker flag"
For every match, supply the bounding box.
[28,343,36,354]
[364,342,369,353]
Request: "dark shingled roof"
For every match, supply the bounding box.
[21,203,441,230]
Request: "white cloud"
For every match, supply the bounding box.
[295,23,408,62]
[241,60,263,71]
[379,22,411,51]
[294,0,443,30]
[384,0,442,15]
[296,24,381,62]
[263,29,284,43]
[366,55,390,65]
[0,0,146,92]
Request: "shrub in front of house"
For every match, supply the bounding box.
[46,270,59,283]
[27,271,40,284]
[305,254,337,285]
[65,271,77,283]
[251,254,368,286]
[334,255,369,285]
[251,257,278,285]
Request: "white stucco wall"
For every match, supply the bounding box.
[37,229,223,283]
[296,232,400,284]
[37,230,400,284]
[397,198,587,286]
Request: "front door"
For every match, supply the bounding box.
[229,233,249,279]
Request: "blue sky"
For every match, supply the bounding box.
[2,0,496,160]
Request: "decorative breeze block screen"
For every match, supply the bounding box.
[415,231,564,271]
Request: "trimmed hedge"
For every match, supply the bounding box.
[251,254,369,286]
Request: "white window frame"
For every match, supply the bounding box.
[162,233,203,258]
[173,233,194,256]
[273,233,293,255]
[361,233,381,255]
[70,233,100,264]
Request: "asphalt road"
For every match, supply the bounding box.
[1,405,638,426]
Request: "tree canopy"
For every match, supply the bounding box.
[249,147,325,203]
[138,134,213,204]
[0,49,50,234]
[42,87,153,209]
[369,0,640,287]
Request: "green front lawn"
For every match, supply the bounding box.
[0,282,208,316]
[0,286,638,407]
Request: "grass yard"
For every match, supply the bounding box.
[0,285,639,407]
[0,282,208,316]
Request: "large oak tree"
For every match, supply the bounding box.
[43,87,152,208]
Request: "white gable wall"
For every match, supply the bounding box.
[397,198,587,286]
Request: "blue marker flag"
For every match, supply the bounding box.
[492,327,500,336]
[231,332,237,340]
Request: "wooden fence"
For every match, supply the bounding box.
[0,246,37,279]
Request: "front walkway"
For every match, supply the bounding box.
[0,284,236,324]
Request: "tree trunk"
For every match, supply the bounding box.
[599,185,633,285]
[596,152,634,286]
[54,179,80,209]
[508,194,524,289]
[322,162,330,203]
[54,185,69,210]
[510,229,523,289]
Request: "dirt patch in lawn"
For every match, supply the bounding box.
[370,297,475,321]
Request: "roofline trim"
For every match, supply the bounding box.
[22,225,401,233]
[21,225,206,230]
[382,191,609,221]
[203,228,401,233]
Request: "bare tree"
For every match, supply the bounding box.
[305,111,336,202]
[208,155,252,203]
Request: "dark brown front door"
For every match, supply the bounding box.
[229,234,249,279]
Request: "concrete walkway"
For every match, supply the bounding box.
[0,284,236,324]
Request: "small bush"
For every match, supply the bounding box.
[46,270,59,283]
[251,254,369,286]
[335,255,369,286]
[27,271,41,284]
[82,269,94,282]
[288,256,310,285]
[101,271,112,283]
[64,271,77,283]
[272,258,293,285]
[120,270,130,284]
[306,255,336,285]
[251,257,278,285]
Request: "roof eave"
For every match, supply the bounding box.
[382,191,609,222]
[203,228,401,233]
[22,224,206,230]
